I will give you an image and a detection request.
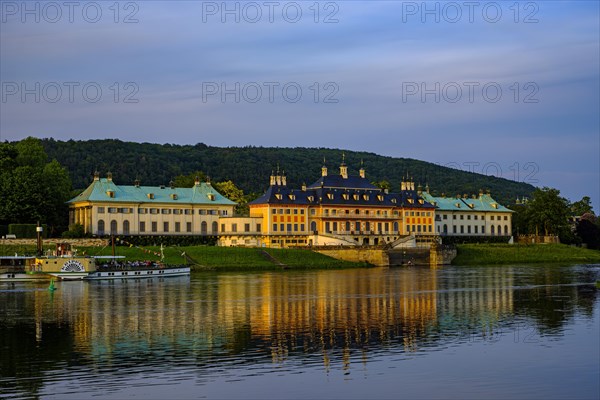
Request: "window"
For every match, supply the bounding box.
[474,215,478,220]
[97,220,105,235]
[212,221,218,233]
[355,221,360,231]
[185,209,193,215]
[174,209,182,215]
[245,224,250,232]
[150,208,158,214]
[98,207,105,214]
[467,215,471,220]
[453,215,456,220]
[325,222,330,233]
[467,226,471,234]
[152,222,157,232]
[474,226,478,234]
[482,225,485,234]
[140,221,146,232]
[504,216,508,221]
[163,222,169,232]
[300,210,304,215]
[273,224,278,232]
[460,215,464,220]
[257,224,261,231]
[161,209,171,215]
[221,224,225,232]
[201,221,208,234]
[285,209,291,214]
[453,226,457,234]
[123,220,130,234]
[443,214,447,220]
[491,215,495,220]
[110,220,117,234]
[280,224,284,231]
[108,207,117,214]
[300,224,304,231]
[293,209,298,215]
[232,224,237,233]
[310,209,316,215]
[310,221,317,232]
[138,208,146,214]
[332,222,337,232]
[186,222,192,232]
[460,225,464,234]
[346,221,351,231]
[175,222,180,232]
[294,224,298,231]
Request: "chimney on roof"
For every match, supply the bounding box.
[134,179,140,187]
[93,171,100,181]
[417,184,422,196]
[301,182,306,191]
[194,176,200,186]
[107,172,112,182]
[169,180,175,189]
[270,170,276,186]
[359,159,365,179]
[321,165,327,177]
[282,172,287,186]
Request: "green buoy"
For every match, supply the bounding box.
[48,279,57,292]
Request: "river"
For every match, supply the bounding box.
[1,264,599,399]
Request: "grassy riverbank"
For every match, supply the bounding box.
[0,244,367,270]
[453,243,600,265]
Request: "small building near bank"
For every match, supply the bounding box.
[420,189,513,237]
[68,172,236,236]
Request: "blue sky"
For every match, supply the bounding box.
[1,1,598,208]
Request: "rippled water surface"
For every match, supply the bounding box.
[1,264,599,399]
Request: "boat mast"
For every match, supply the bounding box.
[36,221,43,256]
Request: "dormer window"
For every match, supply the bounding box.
[363,194,369,201]
[327,193,334,200]
[308,196,314,202]
[391,198,397,204]
[343,194,349,200]
[377,195,384,201]
[408,198,414,204]
[208,193,216,201]
[171,194,178,200]
[289,194,296,201]
[147,193,154,200]
[491,203,498,209]
[418,199,424,204]
[106,190,115,198]
[455,203,461,208]
[468,203,475,208]
[353,194,359,201]
[275,194,283,200]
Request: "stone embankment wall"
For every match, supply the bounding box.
[314,247,390,267]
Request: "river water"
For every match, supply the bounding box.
[1,264,599,399]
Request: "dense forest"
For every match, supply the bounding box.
[39,138,535,206]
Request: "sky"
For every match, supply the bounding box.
[1,1,598,209]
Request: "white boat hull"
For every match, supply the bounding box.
[85,267,190,280]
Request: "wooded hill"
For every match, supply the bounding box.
[40,138,535,205]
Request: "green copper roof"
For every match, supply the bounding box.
[68,178,236,206]
[420,192,512,213]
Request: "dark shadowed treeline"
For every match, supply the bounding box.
[39,138,535,206]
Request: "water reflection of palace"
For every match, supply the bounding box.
[15,267,518,372]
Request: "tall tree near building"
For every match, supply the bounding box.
[0,138,72,234]
[523,187,571,238]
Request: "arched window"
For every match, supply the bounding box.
[97,220,105,235]
[504,225,509,235]
[443,224,448,234]
[393,222,399,232]
[201,221,208,235]
[212,221,218,234]
[498,225,502,236]
[491,225,495,235]
[310,221,317,232]
[123,220,130,235]
[110,220,117,234]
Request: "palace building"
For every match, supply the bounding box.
[420,189,513,237]
[218,161,437,248]
[68,172,236,236]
